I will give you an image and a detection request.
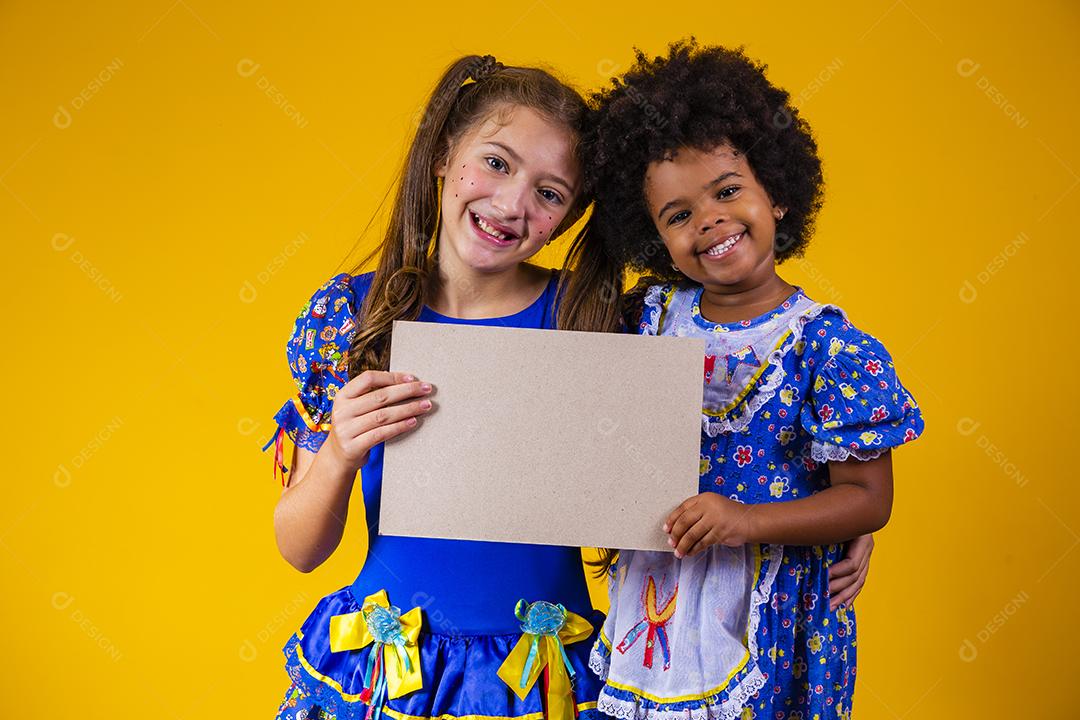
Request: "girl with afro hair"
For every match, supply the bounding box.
[582,40,924,719]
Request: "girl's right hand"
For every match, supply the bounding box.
[324,370,435,472]
[828,533,874,610]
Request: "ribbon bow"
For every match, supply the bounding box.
[497,600,593,720]
[329,590,423,719]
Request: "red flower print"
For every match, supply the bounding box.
[904,428,917,442]
[818,404,834,422]
[864,359,883,375]
[734,445,754,467]
[870,405,888,422]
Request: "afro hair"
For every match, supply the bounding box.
[585,39,825,283]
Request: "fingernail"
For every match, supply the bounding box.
[667,538,675,547]
[404,375,416,382]
[420,400,432,410]
[420,383,432,392]
[662,524,669,532]
[406,417,418,426]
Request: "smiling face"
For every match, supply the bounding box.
[435,104,581,274]
[644,143,785,293]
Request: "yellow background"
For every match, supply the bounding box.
[3,0,1075,716]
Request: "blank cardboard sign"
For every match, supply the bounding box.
[380,321,704,552]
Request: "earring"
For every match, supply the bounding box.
[775,209,785,221]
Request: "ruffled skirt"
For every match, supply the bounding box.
[275,586,607,720]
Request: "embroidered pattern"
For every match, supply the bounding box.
[616,576,677,671]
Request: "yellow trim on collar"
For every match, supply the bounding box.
[703,330,793,418]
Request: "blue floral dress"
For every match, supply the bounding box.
[589,284,924,720]
[267,271,606,720]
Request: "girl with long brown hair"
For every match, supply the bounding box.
[266,55,619,720]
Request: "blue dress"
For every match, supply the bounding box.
[589,285,924,720]
[267,271,604,720]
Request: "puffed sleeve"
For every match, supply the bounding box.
[263,273,365,483]
[797,311,924,463]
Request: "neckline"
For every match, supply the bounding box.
[690,286,807,331]
[420,270,555,323]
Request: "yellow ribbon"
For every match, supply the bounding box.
[497,610,593,720]
[328,590,424,699]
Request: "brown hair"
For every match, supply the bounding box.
[553,223,624,333]
[347,55,592,377]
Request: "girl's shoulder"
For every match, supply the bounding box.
[289,271,374,327]
[794,302,895,369]
[271,271,373,456]
[794,302,925,460]
[624,279,685,335]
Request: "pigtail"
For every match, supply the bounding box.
[556,222,624,333]
[585,548,620,580]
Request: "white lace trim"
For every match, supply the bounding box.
[638,284,668,338]
[590,545,784,720]
[595,674,765,720]
[588,637,610,680]
[810,440,891,463]
[748,543,784,668]
[640,285,846,438]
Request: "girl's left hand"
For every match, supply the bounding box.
[664,493,755,558]
[828,533,874,611]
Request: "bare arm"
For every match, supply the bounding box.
[665,453,893,557]
[273,442,358,573]
[273,370,434,573]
